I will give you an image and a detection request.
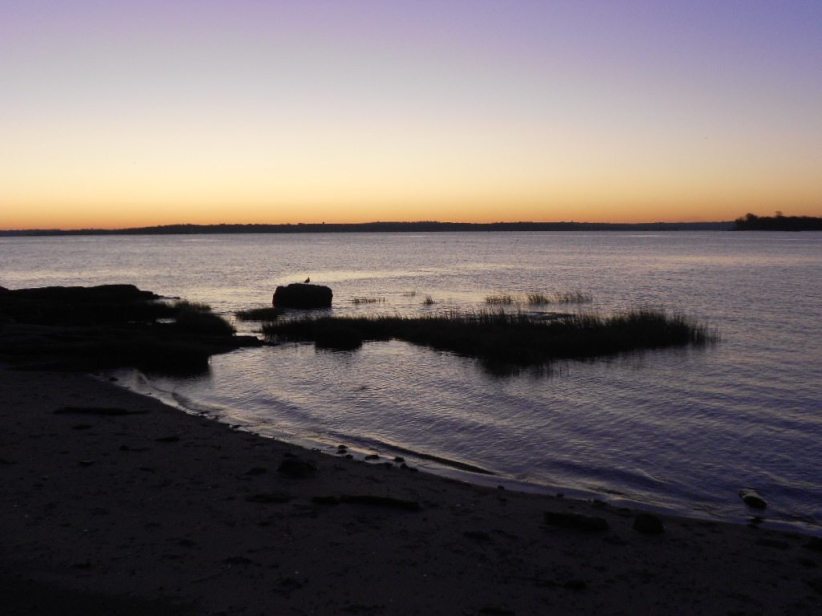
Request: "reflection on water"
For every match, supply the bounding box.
[3,231,822,533]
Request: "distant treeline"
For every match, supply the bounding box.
[734,213,822,231]
[0,220,732,237]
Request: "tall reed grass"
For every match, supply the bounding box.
[485,291,593,306]
[263,309,714,365]
[485,294,515,305]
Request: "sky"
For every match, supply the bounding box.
[2,0,821,229]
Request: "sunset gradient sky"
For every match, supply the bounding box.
[2,0,821,229]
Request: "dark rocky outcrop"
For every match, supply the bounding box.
[0,284,166,325]
[0,284,260,374]
[272,283,332,309]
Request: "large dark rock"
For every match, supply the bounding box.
[272,283,332,309]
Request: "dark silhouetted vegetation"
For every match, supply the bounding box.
[263,309,714,369]
[485,294,515,305]
[351,297,385,304]
[235,307,281,321]
[172,304,235,336]
[314,323,364,351]
[525,293,552,305]
[734,213,822,231]
[555,291,593,304]
[485,291,593,306]
[529,291,593,305]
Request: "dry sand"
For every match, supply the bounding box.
[2,367,821,615]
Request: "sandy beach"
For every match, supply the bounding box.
[1,367,820,615]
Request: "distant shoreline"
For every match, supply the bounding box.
[0,220,734,236]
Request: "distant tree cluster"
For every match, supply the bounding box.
[734,213,822,231]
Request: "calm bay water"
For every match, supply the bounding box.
[2,232,821,532]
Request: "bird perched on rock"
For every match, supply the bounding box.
[304,276,311,283]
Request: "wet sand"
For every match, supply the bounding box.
[2,367,821,615]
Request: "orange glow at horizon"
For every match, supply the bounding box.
[4,123,821,230]
[4,193,822,231]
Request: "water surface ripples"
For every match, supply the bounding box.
[2,231,821,533]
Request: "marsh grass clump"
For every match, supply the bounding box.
[352,297,385,305]
[526,292,592,305]
[173,310,235,336]
[553,291,593,304]
[314,323,364,351]
[485,294,515,305]
[236,307,281,321]
[263,309,714,369]
[525,293,551,305]
[422,295,436,306]
[484,291,594,307]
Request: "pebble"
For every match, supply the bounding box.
[739,488,767,510]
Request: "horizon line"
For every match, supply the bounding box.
[0,219,737,236]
